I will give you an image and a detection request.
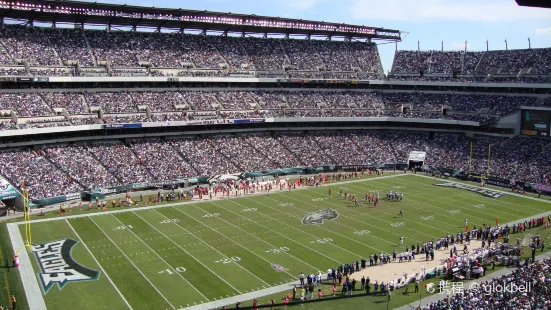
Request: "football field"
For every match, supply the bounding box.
[8,174,551,310]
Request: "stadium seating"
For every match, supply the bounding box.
[0,24,548,85]
[1,132,549,200]
[389,49,551,83]
[422,258,551,310]
[0,24,379,77]
[0,90,547,130]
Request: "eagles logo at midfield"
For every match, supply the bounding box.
[302,208,339,225]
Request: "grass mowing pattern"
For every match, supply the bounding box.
[14,174,551,310]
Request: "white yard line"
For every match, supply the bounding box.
[6,223,47,310]
[151,209,271,287]
[65,219,133,310]
[8,172,551,310]
[416,174,551,204]
[247,195,391,252]
[128,211,238,297]
[12,173,406,226]
[389,176,544,219]
[337,178,493,228]
[282,190,434,242]
[410,175,551,220]
[212,200,344,265]
[89,217,176,309]
[352,178,499,223]
[184,204,323,273]
[171,206,297,280]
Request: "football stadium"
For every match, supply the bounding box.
[0,0,550,309]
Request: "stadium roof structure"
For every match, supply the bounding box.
[515,0,551,9]
[0,0,402,41]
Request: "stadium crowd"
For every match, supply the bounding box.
[0,133,549,202]
[0,90,547,131]
[0,24,381,73]
[390,49,551,83]
[0,23,548,86]
[391,49,551,76]
[422,258,551,310]
[0,24,544,83]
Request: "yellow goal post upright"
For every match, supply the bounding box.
[467,141,490,182]
[16,183,32,255]
[468,142,473,178]
[485,143,492,180]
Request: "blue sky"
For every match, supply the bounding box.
[82,0,551,72]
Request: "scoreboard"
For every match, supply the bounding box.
[520,109,550,137]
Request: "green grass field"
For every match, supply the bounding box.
[6,173,551,310]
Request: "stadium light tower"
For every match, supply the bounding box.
[505,39,508,50]
[528,37,531,49]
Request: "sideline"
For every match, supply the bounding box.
[7,172,551,310]
[6,223,47,310]
[11,173,406,225]
[7,173,404,310]
[183,282,297,310]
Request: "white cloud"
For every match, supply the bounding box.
[351,0,551,22]
[281,0,321,11]
[535,27,551,35]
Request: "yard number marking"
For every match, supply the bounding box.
[311,198,327,202]
[354,230,371,235]
[242,208,257,212]
[160,219,180,224]
[311,238,332,244]
[265,247,289,254]
[113,225,133,230]
[158,266,186,275]
[214,256,241,264]
[203,213,221,218]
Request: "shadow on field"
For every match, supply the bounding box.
[0,258,12,271]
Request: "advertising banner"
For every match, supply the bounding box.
[535,183,551,193]
[408,151,426,161]
[103,123,143,129]
[233,119,266,124]
[0,176,21,200]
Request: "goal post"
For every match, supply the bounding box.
[16,187,32,255]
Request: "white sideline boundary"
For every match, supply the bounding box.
[8,172,551,310]
[6,223,47,310]
[11,173,407,226]
[182,281,297,310]
[6,173,403,310]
